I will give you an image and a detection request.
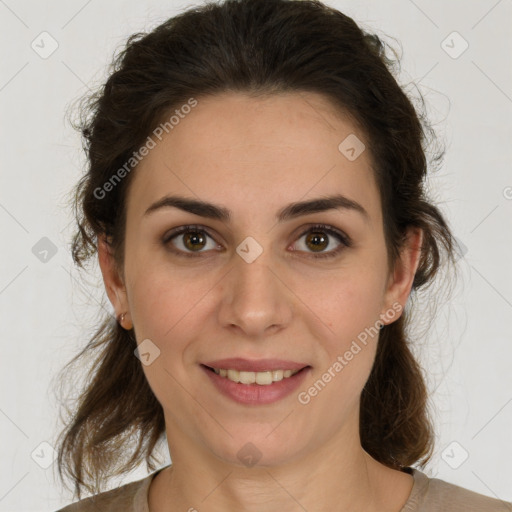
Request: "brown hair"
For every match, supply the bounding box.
[56,0,456,499]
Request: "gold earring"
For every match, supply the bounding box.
[117,312,131,329]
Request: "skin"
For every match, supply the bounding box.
[99,91,423,512]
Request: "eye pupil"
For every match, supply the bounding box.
[184,231,206,251]
[306,231,328,252]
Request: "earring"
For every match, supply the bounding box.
[117,312,132,329]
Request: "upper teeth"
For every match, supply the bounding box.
[213,368,300,385]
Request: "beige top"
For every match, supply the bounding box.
[56,465,511,511]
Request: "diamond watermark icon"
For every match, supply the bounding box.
[236,236,263,264]
[32,237,58,263]
[31,31,59,59]
[338,134,366,161]
[31,441,57,469]
[441,441,469,469]
[441,31,469,59]
[134,338,161,366]
[236,442,263,467]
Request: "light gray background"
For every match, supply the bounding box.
[1,0,511,510]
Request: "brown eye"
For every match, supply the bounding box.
[305,230,329,252]
[182,231,207,251]
[293,224,351,259]
[163,225,219,257]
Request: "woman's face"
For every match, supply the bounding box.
[100,91,420,467]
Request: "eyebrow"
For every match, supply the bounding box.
[144,194,369,223]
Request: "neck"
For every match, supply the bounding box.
[149,419,414,512]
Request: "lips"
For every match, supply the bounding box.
[202,357,309,372]
[201,363,311,405]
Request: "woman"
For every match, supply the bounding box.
[55,0,511,510]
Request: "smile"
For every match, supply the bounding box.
[201,364,311,405]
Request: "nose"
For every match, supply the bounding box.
[217,246,293,339]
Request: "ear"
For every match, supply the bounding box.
[97,235,132,329]
[381,227,423,324]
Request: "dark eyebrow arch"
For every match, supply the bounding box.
[144,194,369,224]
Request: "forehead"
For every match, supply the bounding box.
[126,91,381,224]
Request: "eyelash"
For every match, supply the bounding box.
[162,223,351,260]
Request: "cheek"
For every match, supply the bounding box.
[295,274,384,420]
[302,268,387,343]
[294,267,387,401]
[125,264,211,411]
[128,265,203,343]
[125,252,223,376]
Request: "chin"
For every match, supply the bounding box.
[206,427,310,469]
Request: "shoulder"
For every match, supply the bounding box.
[54,472,155,512]
[406,469,512,512]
